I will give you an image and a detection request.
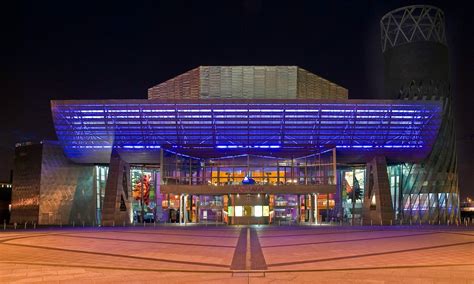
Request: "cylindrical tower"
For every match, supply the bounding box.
[380,5,459,223]
[381,5,449,99]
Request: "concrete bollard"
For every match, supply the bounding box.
[72,221,75,228]
[33,223,36,229]
[370,219,373,226]
[82,221,85,227]
[380,220,383,226]
[24,222,27,229]
[390,220,393,226]
[14,222,17,230]
[123,221,126,227]
[3,219,6,230]
[112,221,115,227]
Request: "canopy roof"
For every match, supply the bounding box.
[51,99,441,164]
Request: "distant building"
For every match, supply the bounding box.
[0,181,12,224]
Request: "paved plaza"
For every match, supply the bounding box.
[0,225,473,283]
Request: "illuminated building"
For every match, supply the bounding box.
[10,6,460,226]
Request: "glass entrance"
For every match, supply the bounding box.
[130,166,162,223]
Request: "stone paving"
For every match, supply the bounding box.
[0,225,473,283]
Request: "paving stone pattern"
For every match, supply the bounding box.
[0,225,473,283]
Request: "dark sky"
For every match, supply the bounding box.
[1,1,473,198]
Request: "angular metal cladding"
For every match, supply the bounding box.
[10,141,95,225]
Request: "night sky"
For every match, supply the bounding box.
[1,1,473,198]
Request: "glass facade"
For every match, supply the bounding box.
[91,159,457,225]
[94,165,108,225]
[198,195,224,222]
[387,163,458,223]
[130,167,162,223]
[273,194,298,222]
[341,168,366,223]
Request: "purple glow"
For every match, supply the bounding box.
[51,100,442,162]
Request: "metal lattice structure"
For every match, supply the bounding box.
[381,5,447,52]
[51,99,441,163]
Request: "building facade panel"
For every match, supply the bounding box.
[10,143,42,224]
[38,141,95,225]
[148,67,200,100]
[148,66,347,100]
[11,142,96,225]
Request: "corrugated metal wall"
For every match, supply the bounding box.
[297,68,348,99]
[148,67,200,100]
[148,66,348,100]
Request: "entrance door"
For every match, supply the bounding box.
[230,194,269,225]
[244,206,252,217]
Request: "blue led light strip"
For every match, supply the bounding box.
[216,145,281,149]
